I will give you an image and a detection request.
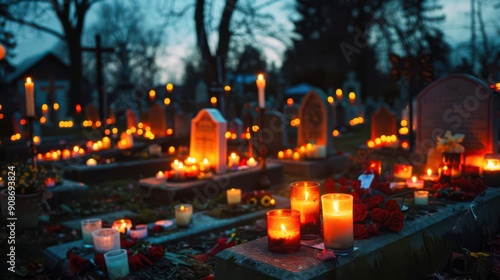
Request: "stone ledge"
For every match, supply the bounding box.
[215,189,500,279]
[47,179,89,208]
[268,153,351,178]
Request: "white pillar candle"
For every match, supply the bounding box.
[228,152,240,169]
[92,229,120,254]
[175,204,193,227]
[256,74,266,108]
[414,190,429,205]
[86,158,97,166]
[104,249,129,280]
[129,224,148,239]
[247,157,257,167]
[81,218,102,248]
[226,188,242,206]
[25,77,35,117]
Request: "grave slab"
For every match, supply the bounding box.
[139,162,284,205]
[61,210,139,230]
[63,157,172,184]
[47,179,89,208]
[268,153,351,178]
[44,196,290,270]
[215,189,500,280]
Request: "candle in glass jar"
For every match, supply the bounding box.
[175,204,193,227]
[228,152,240,169]
[483,154,500,186]
[111,219,132,234]
[104,249,129,280]
[414,190,429,205]
[92,229,120,254]
[290,181,320,239]
[267,209,301,254]
[322,193,354,253]
[394,164,413,180]
[226,188,242,206]
[420,168,439,182]
[406,176,424,189]
[81,218,102,248]
[247,157,257,167]
[129,225,148,239]
[365,159,382,175]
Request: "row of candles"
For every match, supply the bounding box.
[277,143,327,161]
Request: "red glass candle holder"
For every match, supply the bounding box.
[267,209,301,254]
[290,181,321,240]
[364,159,382,176]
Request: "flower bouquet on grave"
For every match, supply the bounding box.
[432,176,487,201]
[427,131,465,176]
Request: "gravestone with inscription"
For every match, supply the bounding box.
[297,90,334,150]
[148,102,167,137]
[417,74,499,167]
[256,110,288,156]
[190,109,227,173]
[371,106,397,139]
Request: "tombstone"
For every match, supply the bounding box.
[126,109,139,129]
[229,118,243,139]
[256,110,288,156]
[148,102,167,137]
[84,103,100,128]
[297,90,334,150]
[195,81,209,105]
[190,109,227,173]
[342,71,361,101]
[174,111,192,139]
[417,74,499,168]
[371,106,397,139]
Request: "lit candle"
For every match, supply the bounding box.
[322,193,354,253]
[439,164,452,183]
[173,162,185,180]
[483,153,500,186]
[62,149,71,160]
[290,181,321,239]
[406,176,424,189]
[420,168,439,182]
[298,146,306,158]
[414,191,429,205]
[45,177,56,187]
[92,229,120,254]
[175,204,193,227]
[394,164,413,180]
[292,152,300,161]
[168,146,176,155]
[199,158,210,172]
[102,137,111,149]
[285,149,293,159]
[155,220,173,229]
[247,157,257,167]
[365,159,382,175]
[228,152,240,170]
[104,249,130,280]
[266,209,301,254]
[256,74,266,108]
[25,77,35,117]
[335,89,343,102]
[185,165,199,178]
[226,188,242,206]
[81,218,102,248]
[86,158,97,166]
[348,92,356,106]
[277,151,284,159]
[111,219,132,234]
[156,171,165,179]
[129,225,148,239]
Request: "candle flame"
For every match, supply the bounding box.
[231,153,237,159]
[304,190,309,202]
[412,176,417,183]
[180,205,185,211]
[258,74,264,80]
[26,77,32,83]
[203,158,209,164]
[281,224,287,235]
[427,169,432,176]
[443,165,448,171]
[333,200,340,214]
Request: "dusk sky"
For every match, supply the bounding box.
[9,0,499,84]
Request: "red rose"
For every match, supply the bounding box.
[387,211,405,232]
[365,223,380,237]
[94,253,107,273]
[67,251,87,276]
[383,200,400,212]
[121,237,137,249]
[351,180,361,190]
[353,224,368,239]
[377,182,392,196]
[370,208,390,224]
[364,195,384,209]
[353,203,368,222]
[148,246,164,262]
[351,193,362,204]
[128,252,144,271]
[152,225,164,233]
[324,178,337,194]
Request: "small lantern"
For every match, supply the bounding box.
[483,153,500,187]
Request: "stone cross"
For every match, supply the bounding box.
[40,78,64,123]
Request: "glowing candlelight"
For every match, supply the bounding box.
[175,204,193,227]
[25,77,35,117]
[267,209,301,253]
[414,191,429,205]
[256,74,266,108]
[92,229,120,254]
[406,176,424,189]
[290,181,320,239]
[247,157,257,167]
[322,193,354,253]
[226,188,242,206]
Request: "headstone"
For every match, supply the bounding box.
[190,109,227,173]
[174,111,192,139]
[417,74,499,167]
[256,110,288,156]
[148,102,167,137]
[297,90,334,150]
[342,71,361,101]
[229,118,243,139]
[195,81,209,105]
[371,106,397,139]
[84,103,100,128]
[126,109,139,130]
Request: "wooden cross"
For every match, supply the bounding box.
[82,35,114,120]
[40,77,65,122]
